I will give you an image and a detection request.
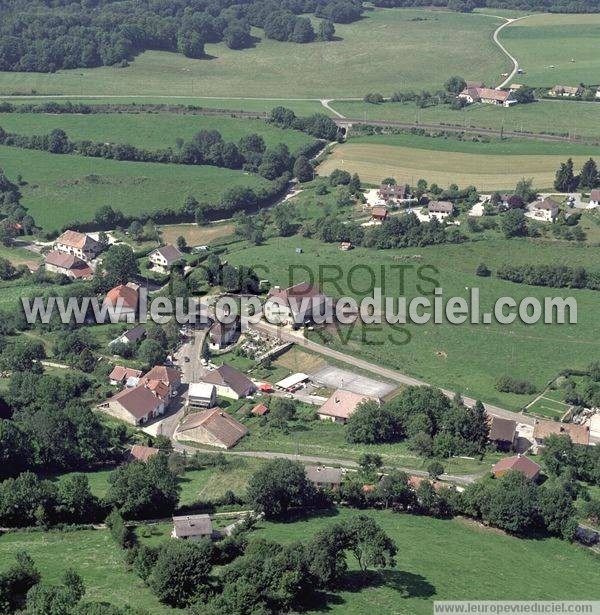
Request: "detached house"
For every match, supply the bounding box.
[488,416,516,452]
[172,514,213,540]
[379,183,408,202]
[143,365,182,398]
[54,230,102,262]
[103,283,140,321]
[264,282,329,325]
[458,87,515,107]
[44,250,93,280]
[208,320,239,350]
[202,364,256,399]
[187,382,217,409]
[305,465,343,490]
[589,189,600,207]
[371,207,389,222]
[127,444,159,463]
[102,383,166,426]
[533,420,590,447]
[531,197,559,222]
[149,244,183,274]
[174,408,248,449]
[428,201,454,220]
[492,455,541,481]
[317,389,376,424]
[548,85,583,98]
[109,365,143,386]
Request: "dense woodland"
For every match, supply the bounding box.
[0,0,358,72]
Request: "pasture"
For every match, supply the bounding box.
[0,9,507,98]
[159,222,235,247]
[501,13,600,87]
[0,145,270,231]
[227,236,600,410]
[0,529,170,613]
[0,112,314,152]
[330,99,600,140]
[317,133,596,190]
[256,508,600,615]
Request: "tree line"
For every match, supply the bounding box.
[0,0,361,73]
[371,0,600,14]
[554,158,599,192]
[496,263,600,291]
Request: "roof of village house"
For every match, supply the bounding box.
[188,382,216,400]
[533,420,590,446]
[56,230,100,251]
[305,465,343,485]
[110,384,163,420]
[44,250,93,278]
[267,282,326,305]
[202,364,255,397]
[172,514,213,538]
[407,475,446,491]
[550,85,582,95]
[104,284,139,310]
[460,87,510,103]
[209,320,238,343]
[117,324,146,343]
[146,379,170,400]
[379,183,406,197]
[252,403,269,416]
[144,365,181,386]
[318,389,375,420]
[127,444,159,463]
[371,207,389,218]
[152,244,183,265]
[536,197,560,211]
[177,408,249,448]
[428,200,454,213]
[488,416,517,443]
[590,189,600,201]
[492,455,541,480]
[109,365,143,383]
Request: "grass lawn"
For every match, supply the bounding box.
[330,99,600,141]
[255,508,600,614]
[525,396,568,419]
[318,133,598,191]
[0,145,271,231]
[501,13,600,87]
[159,222,235,247]
[0,529,171,613]
[0,9,507,98]
[226,236,600,410]
[234,412,503,475]
[0,112,314,152]
[0,242,42,267]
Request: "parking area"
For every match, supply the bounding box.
[310,366,396,398]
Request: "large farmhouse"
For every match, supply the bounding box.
[174,408,248,449]
[458,87,515,107]
[54,230,102,262]
[264,282,329,326]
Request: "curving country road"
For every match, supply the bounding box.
[490,14,532,90]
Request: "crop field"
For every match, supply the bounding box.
[317,134,596,190]
[227,237,600,410]
[0,10,507,98]
[0,112,314,152]
[330,99,600,140]
[257,509,600,615]
[0,145,271,231]
[0,529,169,613]
[501,13,600,87]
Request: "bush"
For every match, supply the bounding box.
[495,376,537,395]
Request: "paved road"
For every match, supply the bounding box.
[250,321,535,426]
[491,15,532,89]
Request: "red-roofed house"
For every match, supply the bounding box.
[371,207,389,222]
[109,365,143,386]
[102,384,166,425]
[143,365,182,397]
[103,284,139,321]
[174,408,248,449]
[317,389,376,424]
[252,403,269,416]
[492,455,541,481]
[264,282,329,325]
[127,444,159,463]
[44,250,93,280]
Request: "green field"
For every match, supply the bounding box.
[501,13,600,87]
[318,133,598,191]
[0,97,330,117]
[0,9,507,98]
[330,99,600,140]
[0,145,271,231]
[526,395,568,419]
[0,112,314,152]
[256,508,600,614]
[0,528,170,613]
[227,236,600,410]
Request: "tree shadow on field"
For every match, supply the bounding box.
[301,570,436,612]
